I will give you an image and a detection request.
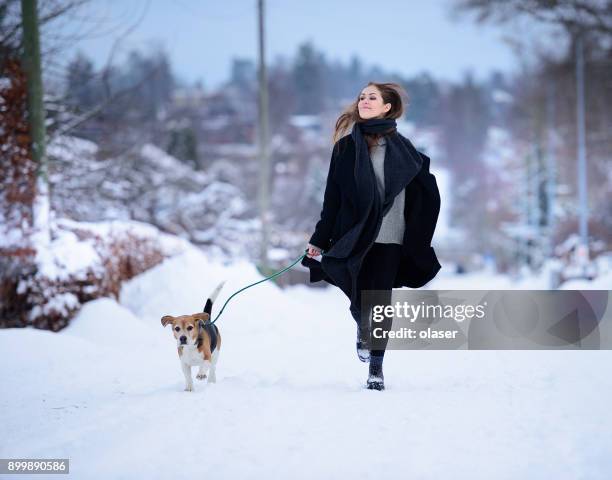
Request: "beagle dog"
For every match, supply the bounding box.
[161,281,225,391]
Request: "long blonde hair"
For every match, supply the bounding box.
[332,82,408,150]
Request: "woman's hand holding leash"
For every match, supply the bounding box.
[306,243,322,258]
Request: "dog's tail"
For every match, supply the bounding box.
[204,280,226,317]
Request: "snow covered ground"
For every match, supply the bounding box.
[1,247,611,479]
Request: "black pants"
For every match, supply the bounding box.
[352,242,403,359]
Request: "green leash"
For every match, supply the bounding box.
[210,248,322,324]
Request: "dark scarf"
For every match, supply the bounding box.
[351,117,398,215]
[333,118,423,258]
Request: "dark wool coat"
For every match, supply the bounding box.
[301,130,442,319]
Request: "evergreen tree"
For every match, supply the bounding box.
[292,42,325,114]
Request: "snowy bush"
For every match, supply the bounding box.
[47,136,256,258]
[1,218,189,331]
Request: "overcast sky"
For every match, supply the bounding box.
[59,0,552,90]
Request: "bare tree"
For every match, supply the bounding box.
[453,0,612,37]
[20,0,51,252]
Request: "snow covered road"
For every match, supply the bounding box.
[2,249,611,479]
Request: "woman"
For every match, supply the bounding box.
[302,82,442,391]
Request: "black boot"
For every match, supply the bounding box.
[356,324,370,363]
[366,354,384,390]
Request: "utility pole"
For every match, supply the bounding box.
[575,32,589,273]
[20,0,50,248]
[257,0,271,271]
[545,80,557,259]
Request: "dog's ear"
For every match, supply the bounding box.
[161,315,175,327]
[193,312,210,322]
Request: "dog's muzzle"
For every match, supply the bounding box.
[179,335,187,345]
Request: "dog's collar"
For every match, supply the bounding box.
[195,318,214,349]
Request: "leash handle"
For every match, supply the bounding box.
[210,249,317,324]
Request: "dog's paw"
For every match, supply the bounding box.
[184,384,194,392]
[196,373,207,381]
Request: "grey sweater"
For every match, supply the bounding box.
[370,136,405,244]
